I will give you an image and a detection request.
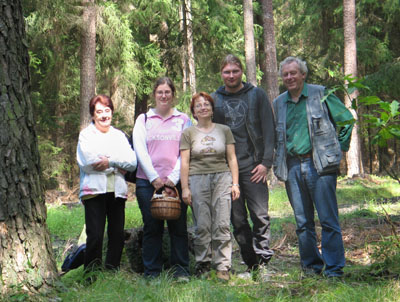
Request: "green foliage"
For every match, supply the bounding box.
[360,98,400,147]
[324,69,399,163]
[368,205,400,279]
[46,205,85,240]
[363,60,400,101]
[124,202,144,229]
[273,0,400,94]
[336,176,400,205]
[38,137,71,189]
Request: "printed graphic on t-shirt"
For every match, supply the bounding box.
[199,135,217,154]
[146,117,184,142]
[171,117,184,131]
[223,98,248,129]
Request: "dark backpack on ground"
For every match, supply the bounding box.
[61,243,86,272]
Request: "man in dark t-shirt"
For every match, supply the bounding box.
[212,54,275,280]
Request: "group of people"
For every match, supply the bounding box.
[77,54,354,282]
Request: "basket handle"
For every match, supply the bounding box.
[153,186,179,198]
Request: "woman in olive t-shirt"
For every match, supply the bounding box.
[180,92,240,281]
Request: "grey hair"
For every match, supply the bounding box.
[279,57,308,77]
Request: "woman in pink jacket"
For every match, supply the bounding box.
[133,77,191,279]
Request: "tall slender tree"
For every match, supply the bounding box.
[0,0,58,293]
[180,0,196,94]
[80,0,96,129]
[259,0,279,102]
[343,0,364,177]
[243,0,257,86]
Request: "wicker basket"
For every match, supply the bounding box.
[150,187,181,220]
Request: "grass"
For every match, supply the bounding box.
[34,176,400,301]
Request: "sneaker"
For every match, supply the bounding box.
[176,275,190,283]
[216,270,230,281]
[255,264,271,282]
[236,270,252,280]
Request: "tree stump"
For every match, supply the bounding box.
[124,227,196,273]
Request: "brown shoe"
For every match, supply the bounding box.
[216,270,230,281]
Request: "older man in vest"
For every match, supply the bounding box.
[273,57,354,277]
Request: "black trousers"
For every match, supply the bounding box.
[231,170,274,268]
[83,193,126,270]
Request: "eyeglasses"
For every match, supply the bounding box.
[194,102,212,109]
[156,90,172,96]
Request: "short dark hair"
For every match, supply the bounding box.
[89,95,114,117]
[220,54,243,72]
[153,77,176,97]
[190,92,215,120]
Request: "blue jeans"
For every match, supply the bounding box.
[285,157,345,277]
[231,169,273,268]
[136,178,189,277]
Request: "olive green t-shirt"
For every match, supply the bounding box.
[180,123,235,175]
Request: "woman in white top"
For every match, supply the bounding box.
[77,95,136,271]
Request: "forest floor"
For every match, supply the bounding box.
[38,176,400,301]
[46,178,400,281]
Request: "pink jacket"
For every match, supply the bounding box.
[132,108,191,184]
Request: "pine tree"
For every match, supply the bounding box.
[0,0,58,293]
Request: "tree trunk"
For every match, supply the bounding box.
[80,0,96,130]
[260,0,279,103]
[179,2,189,92]
[0,0,58,294]
[243,0,257,86]
[343,0,364,177]
[185,0,196,94]
[180,0,196,94]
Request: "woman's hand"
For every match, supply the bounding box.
[151,177,164,191]
[92,156,109,171]
[164,178,175,188]
[231,185,240,201]
[181,188,192,206]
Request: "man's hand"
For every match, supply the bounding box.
[92,156,109,171]
[250,164,268,183]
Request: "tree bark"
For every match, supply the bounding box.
[180,0,196,94]
[80,0,96,130]
[260,0,279,103]
[179,2,189,92]
[0,0,58,294]
[243,0,257,86]
[343,0,364,177]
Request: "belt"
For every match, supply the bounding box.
[288,153,312,160]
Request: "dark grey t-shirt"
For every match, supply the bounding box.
[220,97,254,172]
